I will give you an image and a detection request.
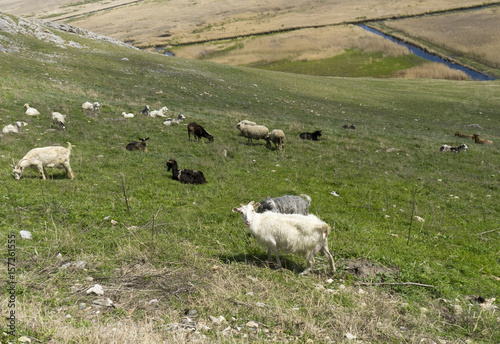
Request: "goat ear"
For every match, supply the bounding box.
[145,137,149,140]
[249,201,255,206]
[253,202,260,209]
[232,207,240,213]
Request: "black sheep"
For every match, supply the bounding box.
[166,159,207,184]
[299,130,322,141]
[187,122,214,142]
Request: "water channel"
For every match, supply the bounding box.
[358,25,496,81]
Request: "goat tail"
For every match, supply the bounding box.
[300,194,312,205]
[66,142,72,151]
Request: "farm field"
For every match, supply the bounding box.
[0,11,499,344]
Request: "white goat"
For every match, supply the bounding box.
[24,103,40,116]
[2,121,23,134]
[232,201,335,275]
[163,114,186,126]
[122,112,134,118]
[52,112,67,129]
[440,144,468,153]
[12,142,74,180]
[265,129,286,150]
[238,124,269,145]
[149,106,168,118]
[82,102,100,116]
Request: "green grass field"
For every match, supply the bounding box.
[0,14,499,343]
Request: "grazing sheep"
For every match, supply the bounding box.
[122,112,134,118]
[163,114,186,126]
[236,120,257,130]
[455,131,473,139]
[238,124,269,145]
[82,101,100,116]
[300,130,322,141]
[265,129,286,150]
[139,105,150,116]
[126,137,149,152]
[440,144,468,153]
[472,134,493,145]
[187,122,214,142]
[166,158,207,184]
[257,194,311,215]
[52,112,67,129]
[2,121,23,134]
[24,103,40,116]
[12,142,74,180]
[149,106,168,118]
[232,201,335,275]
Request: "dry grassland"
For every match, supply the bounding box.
[1,0,494,48]
[174,25,411,65]
[384,7,500,69]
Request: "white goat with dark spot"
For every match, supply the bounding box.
[232,201,335,275]
[257,194,311,215]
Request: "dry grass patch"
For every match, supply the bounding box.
[394,62,469,80]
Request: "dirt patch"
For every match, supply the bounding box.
[343,258,399,280]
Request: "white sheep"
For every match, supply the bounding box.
[82,101,100,116]
[239,124,269,145]
[265,129,286,150]
[236,120,257,130]
[2,121,23,134]
[232,201,335,275]
[12,142,74,180]
[122,112,134,118]
[52,112,67,129]
[149,106,168,118]
[24,103,40,116]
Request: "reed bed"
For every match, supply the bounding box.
[394,62,469,80]
[384,7,500,69]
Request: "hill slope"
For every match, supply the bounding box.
[0,13,499,343]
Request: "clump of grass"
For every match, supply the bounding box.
[394,62,470,80]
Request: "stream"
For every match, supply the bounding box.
[358,25,495,81]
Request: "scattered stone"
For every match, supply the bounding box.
[345,332,357,340]
[78,303,86,309]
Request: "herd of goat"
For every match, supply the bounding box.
[4,103,495,275]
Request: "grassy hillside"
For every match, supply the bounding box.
[0,15,499,343]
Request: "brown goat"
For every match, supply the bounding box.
[455,131,473,139]
[187,122,214,142]
[472,134,493,145]
[126,137,149,152]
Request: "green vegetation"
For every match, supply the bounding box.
[252,49,427,77]
[0,20,498,343]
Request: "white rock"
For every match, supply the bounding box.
[246,321,259,328]
[345,332,357,340]
[86,284,104,295]
[19,230,32,239]
[209,315,226,325]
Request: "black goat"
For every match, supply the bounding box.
[139,105,150,116]
[187,122,214,142]
[166,159,206,184]
[126,137,149,152]
[299,130,322,141]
